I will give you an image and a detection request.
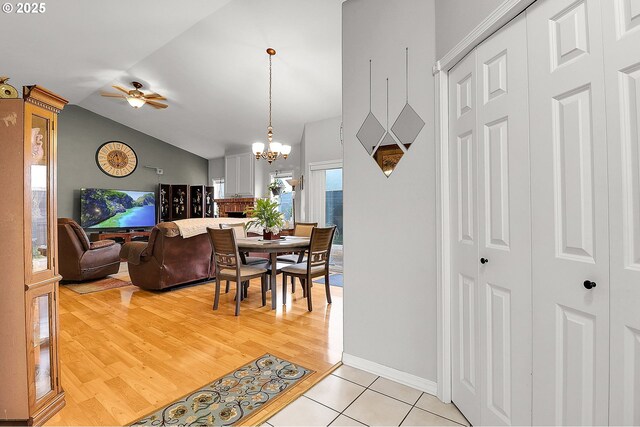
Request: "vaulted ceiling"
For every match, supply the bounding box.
[2,0,342,158]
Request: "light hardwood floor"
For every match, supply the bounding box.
[45,273,343,426]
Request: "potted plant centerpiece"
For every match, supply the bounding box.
[245,198,284,240]
[268,179,284,196]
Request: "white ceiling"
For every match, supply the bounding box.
[2,0,343,159]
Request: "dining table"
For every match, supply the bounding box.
[236,236,310,309]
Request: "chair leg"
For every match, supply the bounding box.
[324,273,332,304]
[261,275,267,307]
[213,279,221,310]
[225,280,230,293]
[306,275,313,311]
[292,277,296,293]
[282,274,288,305]
[235,281,241,316]
[243,281,249,299]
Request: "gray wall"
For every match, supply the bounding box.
[343,0,437,382]
[435,0,504,58]
[208,157,225,183]
[58,105,209,220]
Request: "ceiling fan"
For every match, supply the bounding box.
[100,81,168,109]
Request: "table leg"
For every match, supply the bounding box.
[270,252,277,309]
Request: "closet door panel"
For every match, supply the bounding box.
[527,0,610,425]
[449,50,481,426]
[602,0,640,424]
[476,14,531,426]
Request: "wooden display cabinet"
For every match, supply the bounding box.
[0,85,67,425]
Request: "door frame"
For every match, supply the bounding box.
[433,0,536,403]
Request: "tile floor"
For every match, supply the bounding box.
[266,365,469,426]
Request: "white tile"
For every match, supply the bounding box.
[332,364,378,387]
[415,393,469,426]
[268,396,339,427]
[343,390,411,427]
[369,376,423,405]
[401,407,461,426]
[329,414,366,426]
[305,374,365,412]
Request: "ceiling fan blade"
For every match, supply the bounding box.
[112,85,131,95]
[145,100,168,109]
[100,92,126,98]
[143,93,166,100]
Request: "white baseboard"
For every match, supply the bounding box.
[342,353,438,396]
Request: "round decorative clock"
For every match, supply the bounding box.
[95,141,138,178]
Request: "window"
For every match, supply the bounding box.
[212,178,224,217]
[212,178,224,199]
[269,171,293,222]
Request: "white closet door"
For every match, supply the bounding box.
[527,0,610,424]
[449,50,480,426]
[475,14,531,426]
[601,0,640,424]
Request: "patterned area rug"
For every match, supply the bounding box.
[131,354,313,426]
[62,277,132,294]
[313,273,343,287]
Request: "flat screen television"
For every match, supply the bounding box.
[80,188,156,229]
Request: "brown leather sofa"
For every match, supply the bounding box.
[57,218,121,281]
[120,222,214,290]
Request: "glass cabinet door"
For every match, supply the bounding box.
[25,106,54,279]
[30,292,54,403]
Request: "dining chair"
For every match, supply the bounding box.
[276,222,318,294]
[281,226,336,312]
[276,222,317,263]
[207,227,268,316]
[220,222,268,293]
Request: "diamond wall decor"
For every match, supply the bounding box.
[357,60,385,154]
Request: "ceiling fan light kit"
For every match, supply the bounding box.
[101,81,168,109]
[252,47,292,164]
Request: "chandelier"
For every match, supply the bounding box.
[252,48,292,164]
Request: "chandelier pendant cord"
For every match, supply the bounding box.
[268,52,273,138]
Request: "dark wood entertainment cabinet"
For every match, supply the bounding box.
[89,231,151,244]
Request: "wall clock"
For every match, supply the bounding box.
[95,141,138,178]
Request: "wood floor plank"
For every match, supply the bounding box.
[45,273,342,426]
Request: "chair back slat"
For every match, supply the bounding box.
[307,226,336,269]
[207,227,239,271]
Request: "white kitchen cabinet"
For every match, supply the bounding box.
[225,153,255,197]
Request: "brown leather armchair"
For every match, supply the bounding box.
[120,222,214,290]
[57,218,121,281]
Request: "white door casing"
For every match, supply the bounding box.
[475,14,532,426]
[528,0,610,424]
[601,0,640,424]
[449,49,481,426]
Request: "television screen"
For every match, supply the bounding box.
[80,188,156,229]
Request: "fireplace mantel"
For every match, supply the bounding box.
[214,197,255,217]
